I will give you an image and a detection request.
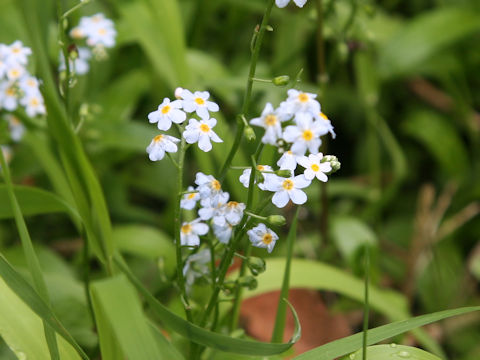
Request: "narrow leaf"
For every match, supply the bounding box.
[340,344,442,360]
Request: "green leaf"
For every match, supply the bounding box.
[114,256,301,356]
[0,185,80,221]
[0,275,83,360]
[340,344,442,360]
[378,7,480,78]
[295,307,480,360]
[90,275,167,360]
[403,110,469,179]
[0,254,89,359]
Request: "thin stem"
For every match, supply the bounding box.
[57,0,71,112]
[251,77,272,83]
[174,135,193,323]
[61,0,92,20]
[362,246,370,360]
[219,0,275,180]
[229,242,251,331]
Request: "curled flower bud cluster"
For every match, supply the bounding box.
[146,88,223,160]
[60,13,116,76]
[246,88,340,208]
[0,41,46,118]
[180,172,245,246]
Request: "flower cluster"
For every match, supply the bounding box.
[246,89,339,208]
[60,13,116,76]
[146,88,222,160]
[180,172,245,246]
[0,41,46,118]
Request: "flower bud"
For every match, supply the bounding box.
[244,126,256,141]
[68,44,79,60]
[272,75,290,86]
[175,87,184,99]
[247,257,266,276]
[267,215,286,226]
[322,155,341,174]
[275,169,292,178]
[237,276,258,290]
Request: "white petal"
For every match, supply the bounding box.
[303,169,315,180]
[289,189,307,205]
[209,130,223,143]
[207,101,219,112]
[197,106,210,120]
[198,134,212,152]
[296,156,310,169]
[193,222,209,235]
[157,118,172,131]
[294,174,311,189]
[170,109,186,124]
[272,191,290,208]
[315,172,328,182]
[183,130,199,144]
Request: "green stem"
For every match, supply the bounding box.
[362,246,370,360]
[61,0,92,20]
[271,207,300,343]
[57,0,71,114]
[174,135,193,323]
[219,0,275,180]
[229,242,251,331]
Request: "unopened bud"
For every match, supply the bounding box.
[272,75,290,86]
[267,215,286,226]
[275,169,292,178]
[237,276,258,290]
[265,25,274,32]
[244,126,256,141]
[247,257,266,276]
[175,87,184,99]
[68,44,78,60]
[322,155,341,174]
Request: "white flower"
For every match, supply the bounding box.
[239,165,274,190]
[283,113,327,155]
[279,89,320,118]
[73,13,117,48]
[146,134,180,161]
[6,63,25,81]
[224,201,246,225]
[297,153,332,182]
[195,172,222,199]
[275,0,308,8]
[0,44,10,78]
[180,90,219,119]
[59,47,92,75]
[180,219,209,246]
[264,174,311,208]
[250,103,290,145]
[174,87,184,99]
[183,249,211,286]
[198,191,229,226]
[314,111,336,139]
[180,186,200,210]
[148,98,186,131]
[20,93,46,117]
[183,118,223,152]
[6,41,31,66]
[7,116,25,142]
[247,223,279,253]
[213,223,233,244]
[277,150,299,171]
[18,75,41,96]
[0,82,19,111]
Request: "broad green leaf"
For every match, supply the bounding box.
[113,224,176,276]
[0,255,89,359]
[90,275,166,360]
[0,276,82,360]
[403,110,469,179]
[296,307,480,360]
[0,185,80,222]
[115,256,301,356]
[378,7,480,78]
[340,344,442,360]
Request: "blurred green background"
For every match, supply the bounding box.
[0,0,479,359]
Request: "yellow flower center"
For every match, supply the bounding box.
[98,28,107,35]
[287,150,293,155]
[27,79,35,87]
[257,165,264,171]
[227,201,238,208]
[92,15,102,23]
[298,93,309,103]
[187,193,196,200]
[311,164,320,172]
[211,179,221,191]
[319,112,328,121]
[262,233,273,245]
[161,105,171,114]
[282,179,294,190]
[302,130,313,141]
[29,98,39,106]
[12,48,20,54]
[195,97,205,105]
[181,224,192,234]
[153,134,164,142]
[200,123,210,133]
[9,69,20,77]
[265,114,277,126]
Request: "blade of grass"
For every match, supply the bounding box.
[0,147,60,360]
[294,306,480,360]
[271,207,300,343]
[342,344,442,360]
